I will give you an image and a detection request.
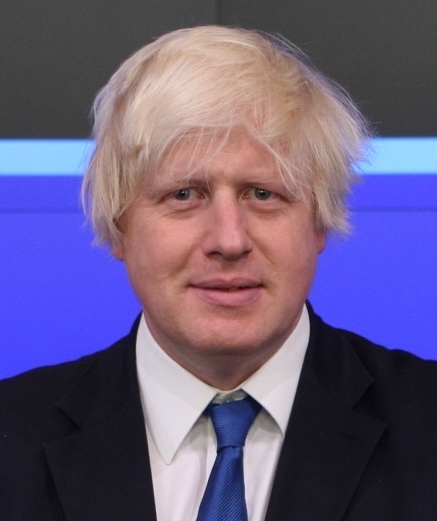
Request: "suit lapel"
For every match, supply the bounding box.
[265,310,387,521]
[42,310,387,521]
[44,321,157,521]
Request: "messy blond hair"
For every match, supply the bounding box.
[82,25,370,245]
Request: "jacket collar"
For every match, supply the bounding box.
[265,307,387,521]
[43,309,387,521]
[44,316,157,521]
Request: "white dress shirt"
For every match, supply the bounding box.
[136,305,310,521]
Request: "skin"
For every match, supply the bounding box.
[112,131,326,390]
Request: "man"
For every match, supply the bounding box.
[1,25,437,521]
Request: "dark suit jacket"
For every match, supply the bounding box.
[1,308,437,520]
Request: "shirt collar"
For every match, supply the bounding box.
[240,305,309,435]
[136,305,309,463]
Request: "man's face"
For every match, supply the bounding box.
[113,131,325,385]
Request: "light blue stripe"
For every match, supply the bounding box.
[363,137,437,175]
[0,137,436,176]
[0,139,94,176]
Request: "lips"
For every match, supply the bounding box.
[217,287,248,292]
[193,277,261,290]
[190,278,263,306]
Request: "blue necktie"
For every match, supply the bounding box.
[196,396,261,521]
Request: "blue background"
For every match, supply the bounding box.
[1,2,435,379]
[1,166,436,379]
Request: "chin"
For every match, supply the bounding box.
[192,334,268,357]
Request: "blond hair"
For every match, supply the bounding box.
[82,25,370,245]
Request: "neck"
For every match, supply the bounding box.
[166,349,280,390]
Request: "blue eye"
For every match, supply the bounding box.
[253,188,273,200]
[173,188,193,200]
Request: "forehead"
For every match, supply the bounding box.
[156,131,281,184]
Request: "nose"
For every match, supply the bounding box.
[202,193,253,260]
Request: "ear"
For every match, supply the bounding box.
[111,240,125,261]
[316,230,327,254]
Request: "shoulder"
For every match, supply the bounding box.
[338,325,437,385]
[309,305,437,379]
[310,309,437,425]
[0,319,138,439]
[0,332,128,396]
[343,327,437,424]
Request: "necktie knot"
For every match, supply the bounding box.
[208,396,261,451]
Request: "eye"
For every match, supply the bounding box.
[251,187,275,200]
[173,188,198,200]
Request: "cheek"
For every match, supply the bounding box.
[272,231,322,289]
[268,220,321,260]
[125,226,195,286]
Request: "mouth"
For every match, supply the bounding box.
[190,279,263,306]
[217,287,251,291]
[193,278,262,290]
